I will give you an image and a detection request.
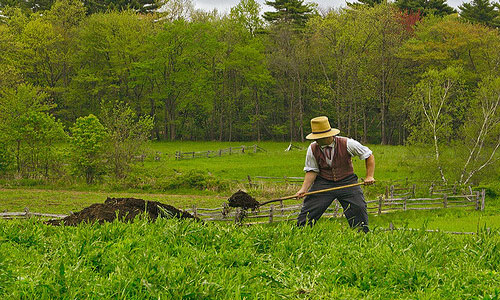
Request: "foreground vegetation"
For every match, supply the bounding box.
[1,218,499,299]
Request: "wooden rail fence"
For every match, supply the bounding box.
[175,145,266,160]
[3,190,486,225]
[183,189,486,225]
[0,207,67,219]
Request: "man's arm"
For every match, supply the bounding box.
[364,154,375,185]
[295,171,317,198]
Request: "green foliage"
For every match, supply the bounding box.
[0,219,499,298]
[0,84,67,178]
[2,2,497,146]
[394,0,456,16]
[69,114,108,184]
[0,0,54,12]
[458,76,500,184]
[263,0,314,29]
[0,0,163,14]
[459,0,500,28]
[406,66,466,144]
[230,0,264,35]
[69,10,152,119]
[0,140,12,172]
[83,0,163,15]
[100,101,153,179]
[347,0,383,8]
[46,0,86,28]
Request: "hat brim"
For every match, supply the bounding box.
[306,128,340,140]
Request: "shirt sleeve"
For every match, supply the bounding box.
[346,138,372,160]
[304,144,319,173]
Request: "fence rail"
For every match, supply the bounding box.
[175,145,266,160]
[0,207,67,219]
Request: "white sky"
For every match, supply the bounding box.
[193,0,469,14]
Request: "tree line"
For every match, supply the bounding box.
[0,0,499,184]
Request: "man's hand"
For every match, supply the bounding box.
[364,176,375,185]
[295,188,307,199]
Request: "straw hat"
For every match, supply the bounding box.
[305,116,340,140]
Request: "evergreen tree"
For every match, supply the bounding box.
[263,0,313,28]
[84,0,164,14]
[459,0,500,28]
[394,0,455,16]
[0,0,164,14]
[347,0,383,9]
[0,0,54,12]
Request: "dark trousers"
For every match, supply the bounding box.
[297,174,369,232]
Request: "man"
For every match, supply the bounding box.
[296,116,375,232]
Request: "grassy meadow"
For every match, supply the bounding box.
[1,218,499,299]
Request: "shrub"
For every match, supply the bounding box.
[69,114,108,184]
[100,101,154,179]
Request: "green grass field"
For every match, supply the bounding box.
[144,141,421,181]
[1,218,499,299]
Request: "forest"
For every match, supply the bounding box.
[0,0,499,184]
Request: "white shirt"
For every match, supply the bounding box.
[304,137,372,173]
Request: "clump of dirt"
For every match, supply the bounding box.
[46,197,196,226]
[228,190,260,210]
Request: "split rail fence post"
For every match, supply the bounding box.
[253,145,257,153]
[476,191,481,210]
[192,152,195,158]
[475,191,480,210]
[24,207,30,219]
[403,197,407,211]
[385,186,389,199]
[280,200,284,217]
[443,194,448,208]
[378,196,383,215]
[242,146,245,153]
[269,205,274,223]
[481,189,485,211]
[219,149,222,156]
[192,205,198,219]
[229,147,232,155]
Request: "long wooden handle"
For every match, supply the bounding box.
[259,182,366,206]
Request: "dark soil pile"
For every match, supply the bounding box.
[228,190,260,210]
[46,197,196,226]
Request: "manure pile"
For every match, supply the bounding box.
[228,190,260,210]
[46,197,195,226]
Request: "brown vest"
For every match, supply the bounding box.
[311,136,354,182]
